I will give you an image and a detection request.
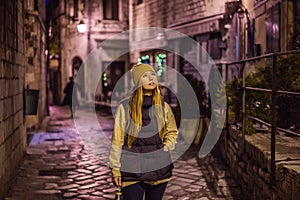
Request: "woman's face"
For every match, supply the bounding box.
[140,70,158,92]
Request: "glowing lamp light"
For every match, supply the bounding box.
[77,20,87,33]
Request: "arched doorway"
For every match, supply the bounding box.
[72,56,85,98]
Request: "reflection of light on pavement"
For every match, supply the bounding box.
[74,109,113,165]
[29,133,44,145]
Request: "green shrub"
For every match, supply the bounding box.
[226,54,300,130]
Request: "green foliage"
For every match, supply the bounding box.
[49,23,60,56]
[276,55,300,92]
[292,24,300,50]
[226,78,242,121]
[226,54,300,130]
[245,70,272,123]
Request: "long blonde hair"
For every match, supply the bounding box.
[127,85,165,147]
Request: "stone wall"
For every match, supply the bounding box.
[51,0,129,104]
[0,1,27,199]
[24,8,47,130]
[130,0,225,29]
[216,126,300,200]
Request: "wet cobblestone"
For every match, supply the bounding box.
[5,106,241,200]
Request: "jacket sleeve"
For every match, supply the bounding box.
[162,102,178,151]
[109,104,126,177]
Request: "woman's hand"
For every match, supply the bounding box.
[163,145,169,152]
[113,176,122,187]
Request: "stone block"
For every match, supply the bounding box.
[0,145,4,172]
[4,136,12,160]
[12,80,19,96]
[11,145,23,171]
[0,122,3,144]
[14,93,22,112]
[3,98,12,120]
[12,127,22,150]
[3,121,7,142]
[5,117,13,140]
[0,61,3,78]
[20,124,26,148]
[2,79,7,99]
[15,52,24,65]
[8,79,13,97]
[19,66,25,79]
[0,176,4,199]
[12,109,19,131]
[16,110,23,129]
[0,80,4,100]
[0,99,3,121]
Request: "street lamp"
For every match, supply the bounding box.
[77,20,87,33]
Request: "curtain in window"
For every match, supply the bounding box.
[103,0,119,20]
[247,19,255,57]
[266,3,280,53]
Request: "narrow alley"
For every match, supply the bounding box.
[2,1,300,200]
[4,106,241,200]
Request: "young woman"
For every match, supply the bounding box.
[109,63,178,200]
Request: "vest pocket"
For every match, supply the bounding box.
[157,150,174,176]
[120,150,142,180]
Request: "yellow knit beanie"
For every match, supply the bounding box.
[131,63,156,85]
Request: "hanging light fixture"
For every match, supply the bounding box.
[77,20,87,33]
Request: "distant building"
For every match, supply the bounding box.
[49,0,300,104]
[130,0,231,93]
[48,0,130,104]
[223,0,299,78]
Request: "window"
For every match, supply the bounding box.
[195,34,209,64]
[138,55,150,64]
[103,0,119,20]
[102,61,125,96]
[209,33,222,60]
[210,38,221,59]
[247,19,255,57]
[266,3,280,53]
[34,0,39,11]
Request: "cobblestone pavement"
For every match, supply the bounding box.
[5,106,241,200]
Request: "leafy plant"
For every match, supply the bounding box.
[226,54,300,131]
[49,22,60,57]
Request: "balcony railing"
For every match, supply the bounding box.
[217,49,300,186]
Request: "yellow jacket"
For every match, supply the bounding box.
[109,102,178,187]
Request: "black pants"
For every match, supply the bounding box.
[122,182,168,200]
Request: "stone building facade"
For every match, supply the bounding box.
[24,0,47,130]
[130,0,300,198]
[0,1,26,198]
[130,0,299,81]
[0,0,46,199]
[49,0,130,105]
[51,0,299,104]
[129,0,233,93]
